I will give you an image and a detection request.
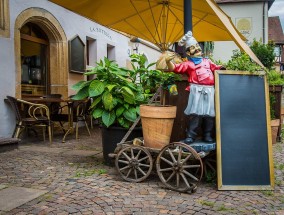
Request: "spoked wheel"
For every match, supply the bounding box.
[115,145,153,182]
[156,142,203,193]
[203,151,217,181]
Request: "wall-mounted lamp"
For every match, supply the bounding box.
[130,36,140,54]
[133,42,139,53]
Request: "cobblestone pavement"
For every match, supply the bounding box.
[0,126,283,215]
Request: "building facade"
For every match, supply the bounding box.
[0,0,161,137]
[214,0,274,63]
[268,16,284,69]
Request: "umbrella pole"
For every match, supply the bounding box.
[184,0,193,33]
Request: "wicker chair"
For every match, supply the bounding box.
[85,98,93,128]
[51,98,91,140]
[6,96,53,143]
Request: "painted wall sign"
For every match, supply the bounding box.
[90,27,112,40]
[236,17,252,39]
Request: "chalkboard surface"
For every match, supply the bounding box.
[69,35,85,73]
[215,71,274,190]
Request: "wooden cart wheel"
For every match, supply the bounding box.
[115,145,153,182]
[203,151,217,182]
[156,142,203,193]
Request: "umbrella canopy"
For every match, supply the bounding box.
[50,0,263,67]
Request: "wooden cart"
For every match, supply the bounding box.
[109,89,216,193]
[109,139,216,193]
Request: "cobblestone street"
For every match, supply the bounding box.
[0,126,283,215]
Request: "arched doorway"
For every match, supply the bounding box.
[14,8,68,98]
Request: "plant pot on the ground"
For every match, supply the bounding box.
[101,126,143,166]
[269,85,283,141]
[271,119,280,145]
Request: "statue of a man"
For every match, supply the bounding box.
[166,31,225,144]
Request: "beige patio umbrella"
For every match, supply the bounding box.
[49,0,263,67]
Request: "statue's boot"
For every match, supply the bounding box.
[184,115,200,144]
[203,117,215,143]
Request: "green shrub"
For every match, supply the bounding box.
[250,39,275,70]
[267,70,284,86]
[225,50,262,72]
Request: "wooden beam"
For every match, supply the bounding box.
[21,33,49,45]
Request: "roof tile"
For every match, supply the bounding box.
[268,16,284,44]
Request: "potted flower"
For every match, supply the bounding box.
[72,54,180,164]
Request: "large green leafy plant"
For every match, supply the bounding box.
[129,54,180,94]
[72,57,147,128]
[72,55,179,128]
[225,50,262,72]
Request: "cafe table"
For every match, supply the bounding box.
[24,97,78,142]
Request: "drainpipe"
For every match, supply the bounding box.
[263,2,266,43]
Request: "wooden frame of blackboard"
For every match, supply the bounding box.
[69,35,86,73]
[215,70,274,190]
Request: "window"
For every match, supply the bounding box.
[107,44,115,61]
[86,37,97,66]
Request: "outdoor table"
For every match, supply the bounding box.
[24,97,79,142]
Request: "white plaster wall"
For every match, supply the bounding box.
[0,0,161,137]
[0,38,16,136]
[213,2,268,63]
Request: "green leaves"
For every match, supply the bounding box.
[250,39,275,70]
[72,54,180,128]
[89,80,105,97]
[102,110,116,127]
[123,108,137,122]
[102,91,115,111]
[226,50,262,73]
[267,70,284,86]
[92,108,103,118]
[72,86,89,100]
[116,106,125,117]
[71,80,86,91]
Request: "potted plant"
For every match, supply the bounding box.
[269,93,280,144]
[72,54,180,164]
[250,39,283,142]
[267,70,284,142]
[130,54,182,149]
[225,45,283,144]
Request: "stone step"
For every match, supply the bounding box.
[0,137,20,153]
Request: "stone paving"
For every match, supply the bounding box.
[0,126,283,215]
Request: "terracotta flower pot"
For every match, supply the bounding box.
[140,104,177,149]
[271,119,280,145]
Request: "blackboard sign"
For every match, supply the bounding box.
[215,71,274,190]
[69,35,85,73]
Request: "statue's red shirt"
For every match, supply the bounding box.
[173,58,222,90]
